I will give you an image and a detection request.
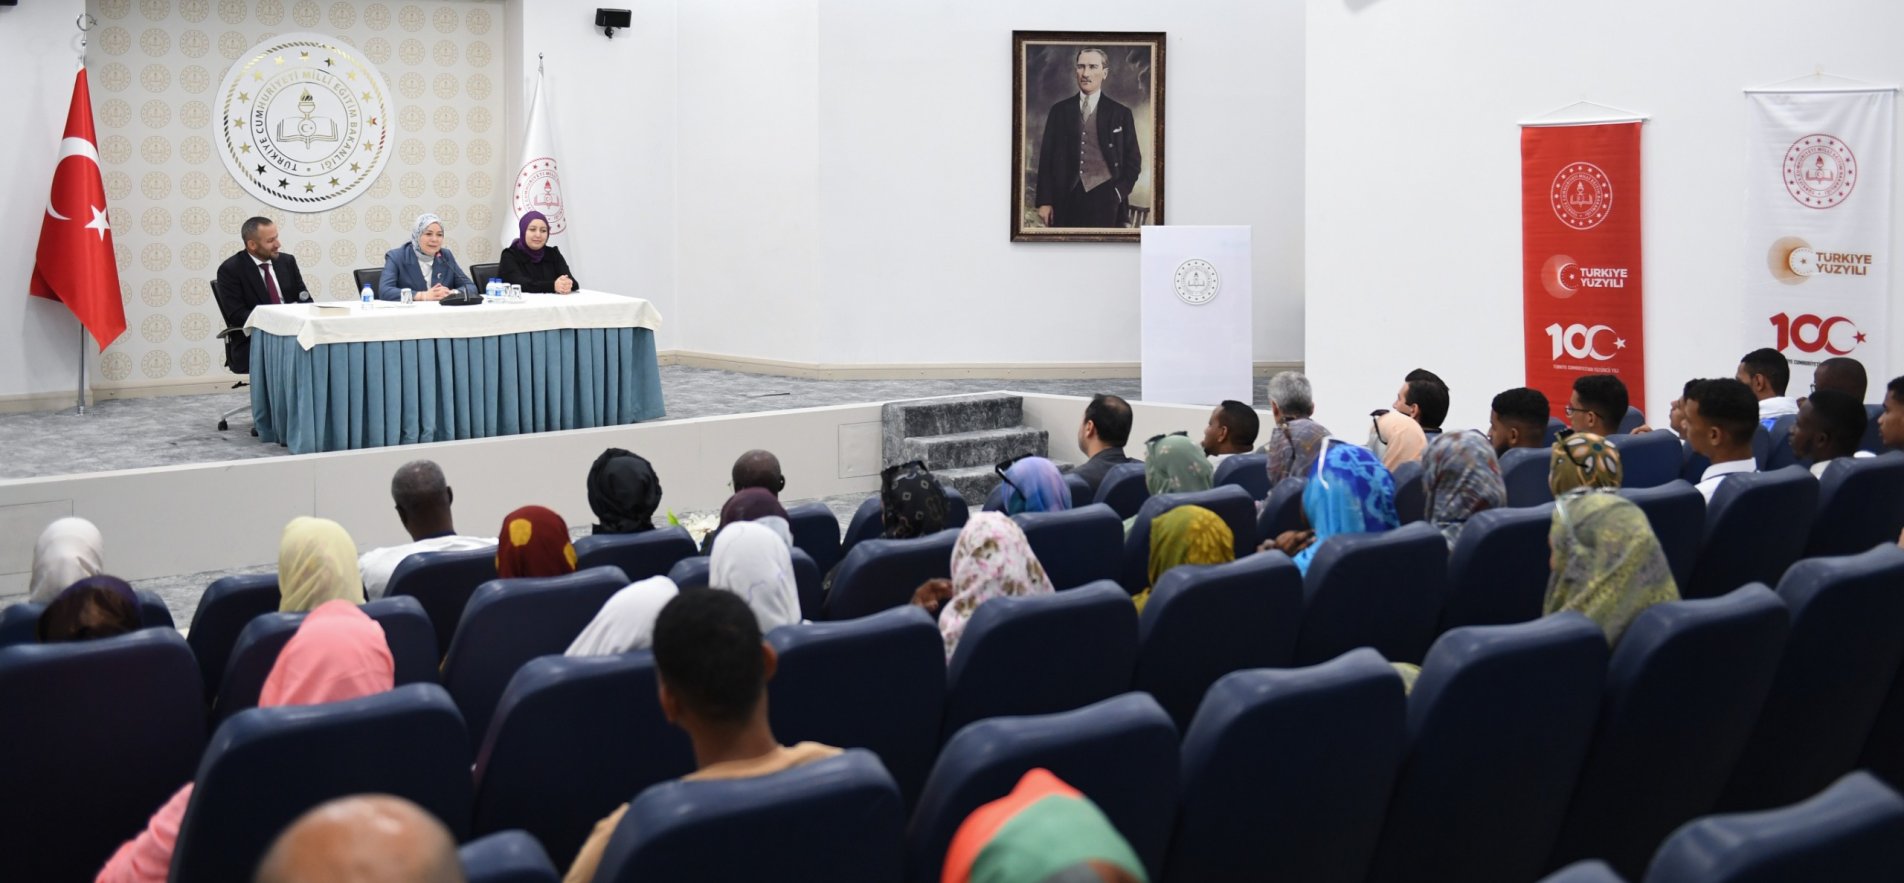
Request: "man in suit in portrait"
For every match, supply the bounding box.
[1034,46,1143,229]
[214,216,308,374]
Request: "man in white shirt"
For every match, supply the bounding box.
[1201,400,1260,467]
[1793,390,1876,478]
[358,460,494,599]
[1737,348,1799,428]
[1684,378,1761,502]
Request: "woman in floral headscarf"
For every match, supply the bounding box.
[1550,432,1624,495]
[1124,434,1214,535]
[1546,490,1679,645]
[930,513,1052,660]
[1422,431,1507,548]
[1278,440,1401,575]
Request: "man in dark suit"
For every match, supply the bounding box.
[1034,47,1143,228]
[214,216,308,374]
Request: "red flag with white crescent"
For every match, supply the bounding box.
[30,67,126,351]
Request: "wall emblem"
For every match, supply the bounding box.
[215,33,391,212]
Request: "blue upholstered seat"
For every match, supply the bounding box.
[386,545,498,656]
[841,488,969,557]
[459,829,560,883]
[786,501,844,576]
[941,581,1137,740]
[1685,466,1817,599]
[1501,446,1554,508]
[1605,431,1683,489]
[1118,485,1257,593]
[1391,460,1426,524]
[185,572,280,700]
[1212,452,1271,500]
[1646,771,1904,883]
[0,589,177,647]
[1617,482,1706,589]
[1806,451,1904,558]
[1013,503,1122,590]
[1297,521,1449,665]
[822,528,960,620]
[1134,552,1302,729]
[1618,406,1645,434]
[1092,461,1150,520]
[1540,861,1631,883]
[1258,476,1307,544]
[213,595,440,723]
[572,525,697,584]
[1440,503,1555,630]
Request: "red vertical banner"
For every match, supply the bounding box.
[1521,122,1645,418]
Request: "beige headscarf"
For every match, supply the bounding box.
[1370,411,1428,470]
[28,517,105,603]
[277,517,364,612]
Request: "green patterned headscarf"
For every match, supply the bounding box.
[1143,434,1214,495]
[1544,491,1679,645]
[1134,505,1235,613]
[1550,432,1623,496]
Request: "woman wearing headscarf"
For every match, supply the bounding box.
[497,210,578,294]
[566,576,680,657]
[709,520,802,634]
[376,213,476,301]
[1422,431,1507,549]
[28,516,105,603]
[97,601,395,883]
[1546,491,1679,645]
[880,461,949,540]
[998,456,1071,515]
[1550,431,1623,495]
[1369,410,1427,471]
[495,505,578,580]
[1133,505,1234,613]
[920,513,1053,661]
[1125,434,1216,535]
[278,517,364,612]
[37,577,141,643]
[942,768,1148,883]
[587,448,662,535]
[1276,440,1400,575]
[700,487,792,554]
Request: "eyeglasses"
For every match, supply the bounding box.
[994,453,1035,498]
[1144,430,1189,447]
[1561,405,1588,415]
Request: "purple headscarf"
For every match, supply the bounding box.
[512,211,549,263]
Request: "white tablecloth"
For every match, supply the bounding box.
[244,290,664,350]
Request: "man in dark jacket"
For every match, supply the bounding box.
[1034,47,1143,228]
[214,216,308,374]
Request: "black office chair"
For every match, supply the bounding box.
[352,267,381,293]
[208,280,253,434]
[469,263,501,286]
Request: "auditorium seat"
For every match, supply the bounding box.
[1117,485,1256,593]
[1547,586,1791,878]
[0,630,205,882]
[572,525,697,584]
[1166,649,1405,883]
[1012,503,1122,589]
[441,566,629,747]
[1617,482,1706,589]
[1092,460,1150,520]
[668,547,824,621]
[1366,615,1609,883]
[1604,431,1682,489]
[1806,452,1904,558]
[1646,771,1904,883]
[212,595,440,723]
[908,693,1180,883]
[1545,417,1569,446]
[1861,661,1904,792]
[1718,546,1904,812]
[840,488,969,557]
[1860,403,1885,455]
[185,572,280,701]
[1212,451,1271,500]
[1618,405,1645,434]
[386,546,499,657]
[459,829,560,883]
[1134,552,1302,729]
[1440,503,1554,631]
[472,653,693,868]
[1296,521,1449,665]
[1756,415,1801,470]
[169,683,472,883]
[821,528,960,620]
[1501,446,1554,508]
[1680,442,1711,484]
[940,581,1137,740]
[0,588,176,647]
[1391,460,1426,524]
[768,605,945,804]
[1258,476,1306,544]
[1540,862,1630,883]
[1684,466,1817,599]
[786,502,844,577]
[592,750,904,883]
[1064,472,1090,505]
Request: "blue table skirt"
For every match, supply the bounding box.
[250,327,665,454]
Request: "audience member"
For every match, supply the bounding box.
[279,517,364,612]
[99,601,395,883]
[1394,375,1449,437]
[1272,440,1399,574]
[709,520,801,633]
[730,450,785,497]
[1882,376,1904,452]
[941,768,1147,883]
[1134,504,1234,613]
[1567,375,1629,436]
[36,577,140,643]
[566,576,681,657]
[1811,356,1868,401]
[1422,431,1506,549]
[880,461,951,540]
[563,590,842,883]
[1487,387,1551,457]
[1792,389,1873,478]
[917,513,1052,660]
[586,448,662,535]
[1737,347,1799,426]
[28,516,104,603]
[254,794,464,883]
[357,461,494,600]
[1684,378,1760,502]
[700,487,791,554]
[998,455,1072,515]
[1200,400,1260,464]
[494,506,578,579]
[1545,492,1680,646]
[1369,410,1426,470]
[1263,371,1331,486]
[1072,394,1136,498]
[1126,434,1214,534]
[1550,432,1623,496]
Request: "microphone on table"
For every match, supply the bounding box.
[298,291,311,303]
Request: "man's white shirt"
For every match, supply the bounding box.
[359,535,496,600]
[1696,458,1759,502]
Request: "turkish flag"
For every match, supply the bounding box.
[29,68,126,351]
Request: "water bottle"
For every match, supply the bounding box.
[359,284,373,306]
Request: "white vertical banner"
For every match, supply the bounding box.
[503,67,570,250]
[1140,225,1253,405]
[1744,88,1894,390]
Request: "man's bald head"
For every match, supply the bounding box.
[731,449,785,496]
[255,795,464,883]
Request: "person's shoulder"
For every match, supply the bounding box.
[217,249,250,271]
[1101,92,1136,114]
[382,242,411,260]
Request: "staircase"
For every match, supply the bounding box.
[882,394,1049,504]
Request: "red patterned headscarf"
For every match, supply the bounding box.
[496,505,578,579]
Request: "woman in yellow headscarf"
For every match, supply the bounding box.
[277,516,364,612]
[1133,505,1234,613]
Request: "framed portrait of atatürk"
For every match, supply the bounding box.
[1012,31,1165,242]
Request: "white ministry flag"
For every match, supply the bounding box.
[504,69,569,249]
[1744,88,1894,389]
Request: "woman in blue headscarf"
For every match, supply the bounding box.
[998,456,1071,515]
[1269,438,1400,574]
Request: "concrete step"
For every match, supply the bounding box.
[897,426,1048,473]
[882,394,1023,464]
[933,465,1004,506]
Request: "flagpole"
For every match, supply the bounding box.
[72,12,94,417]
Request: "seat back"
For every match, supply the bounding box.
[459,829,560,883]
[1012,503,1122,589]
[1545,417,1569,446]
[213,595,441,723]
[1212,452,1271,500]
[670,548,823,621]
[1680,440,1711,483]
[1135,553,1303,729]
[1605,431,1683,489]
[0,630,205,882]
[1718,545,1904,812]
[1548,586,1792,878]
[786,502,844,576]
[1542,861,1631,883]
[170,683,472,883]
[1861,403,1886,454]
[1297,521,1450,665]
[0,589,178,647]
[1167,649,1406,883]
[1118,485,1257,592]
[822,528,961,620]
[1686,466,1817,599]
[442,566,630,745]
[1619,405,1645,433]
[841,488,969,556]
[1441,503,1555,630]
[1758,414,1800,470]
[469,262,501,285]
[1064,472,1091,505]
[1807,452,1904,558]
[1259,476,1307,544]
[1502,446,1555,507]
[1392,460,1426,524]
[595,751,904,883]
[1647,771,1904,883]
[1367,615,1610,883]
[185,572,281,701]
[572,526,697,584]
[386,546,499,655]
[1862,655,1904,793]
[351,266,380,291]
[1617,482,1706,589]
[941,582,1137,739]
[1093,460,1151,519]
[908,693,1180,883]
[769,606,944,805]
[472,652,694,867]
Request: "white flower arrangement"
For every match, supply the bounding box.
[667,510,723,546]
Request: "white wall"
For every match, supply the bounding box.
[1306,0,1904,434]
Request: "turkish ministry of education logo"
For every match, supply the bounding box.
[1550,162,1613,230]
[513,158,567,235]
[215,34,392,213]
[1173,258,1219,305]
[1783,134,1857,209]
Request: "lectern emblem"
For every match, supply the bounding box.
[215,33,392,212]
[1173,259,1220,305]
